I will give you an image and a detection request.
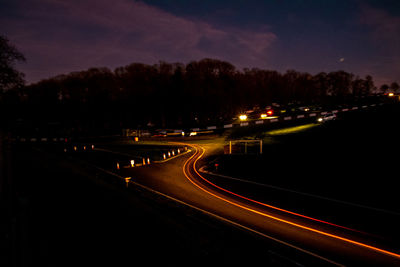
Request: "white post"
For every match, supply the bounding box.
[125,177,131,188]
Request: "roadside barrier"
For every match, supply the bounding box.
[11,103,384,144]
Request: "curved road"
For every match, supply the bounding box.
[120,142,400,266]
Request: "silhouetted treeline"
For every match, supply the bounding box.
[1,58,390,136]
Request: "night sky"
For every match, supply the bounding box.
[1,0,399,86]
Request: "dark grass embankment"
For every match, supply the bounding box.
[200,103,400,246]
[214,104,400,213]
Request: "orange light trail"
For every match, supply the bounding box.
[181,144,400,260]
[191,143,358,232]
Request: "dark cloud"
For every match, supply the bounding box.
[1,0,276,83]
[1,0,399,86]
[358,4,400,85]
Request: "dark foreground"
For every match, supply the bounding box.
[2,142,321,267]
[2,103,400,266]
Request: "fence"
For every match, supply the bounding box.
[224,139,263,155]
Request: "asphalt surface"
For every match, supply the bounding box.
[111,142,400,266]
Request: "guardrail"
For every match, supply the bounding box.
[9,103,384,142]
[184,103,383,133]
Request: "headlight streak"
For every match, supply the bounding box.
[181,143,400,260]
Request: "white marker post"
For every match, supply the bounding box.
[125,177,131,188]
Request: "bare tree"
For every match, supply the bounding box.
[380,84,389,94]
[390,82,399,93]
[0,35,25,91]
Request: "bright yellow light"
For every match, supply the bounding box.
[260,114,267,119]
[163,153,166,159]
[134,137,139,142]
[147,158,150,164]
[388,92,394,97]
[239,114,247,121]
[130,160,135,167]
[317,117,323,122]
[189,132,197,136]
[181,131,185,136]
